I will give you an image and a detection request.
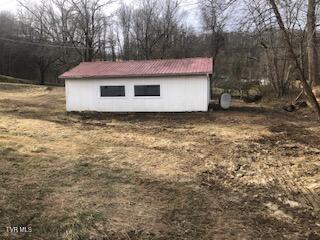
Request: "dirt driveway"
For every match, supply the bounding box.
[0,83,319,239]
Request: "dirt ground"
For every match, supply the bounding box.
[0,82,319,240]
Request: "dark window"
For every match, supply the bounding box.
[134,85,160,96]
[100,86,125,97]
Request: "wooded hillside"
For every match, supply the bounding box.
[0,0,319,109]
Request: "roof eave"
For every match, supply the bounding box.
[60,72,212,80]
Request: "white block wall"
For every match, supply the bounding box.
[65,75,210,112]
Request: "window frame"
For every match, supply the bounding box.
[134,84,161,97]
[100,85,126,98]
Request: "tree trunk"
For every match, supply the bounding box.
[39,68,45,85]
[111,44,116,62]
[210,31,216,101]
[307,0,319,86]
[268,0,320,120]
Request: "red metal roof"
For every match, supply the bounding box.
[59,57,213,79]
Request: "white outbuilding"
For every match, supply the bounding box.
[59,57,213,112]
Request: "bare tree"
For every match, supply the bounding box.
[261,39,293,97]
[18,1,61,84]
[131,0,164,60]
[244,0,305,97]
[159,0,180,58]
[19,0,114,62]
[306,0,319,86]
[69,0,113,61]
[199,0,226,59]
[117,3,132,60]
[268,0,320,119]
[199,0,237,98]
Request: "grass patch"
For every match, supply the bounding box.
[0,83,320,239]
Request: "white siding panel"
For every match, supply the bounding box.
[65,75,209,112]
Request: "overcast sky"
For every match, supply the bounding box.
[0,0,202,30]
[0,0,18,12]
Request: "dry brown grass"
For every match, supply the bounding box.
[0,82,320,240]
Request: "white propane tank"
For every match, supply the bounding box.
[219,93,232,110]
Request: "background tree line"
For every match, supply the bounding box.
[0,0,319,107]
